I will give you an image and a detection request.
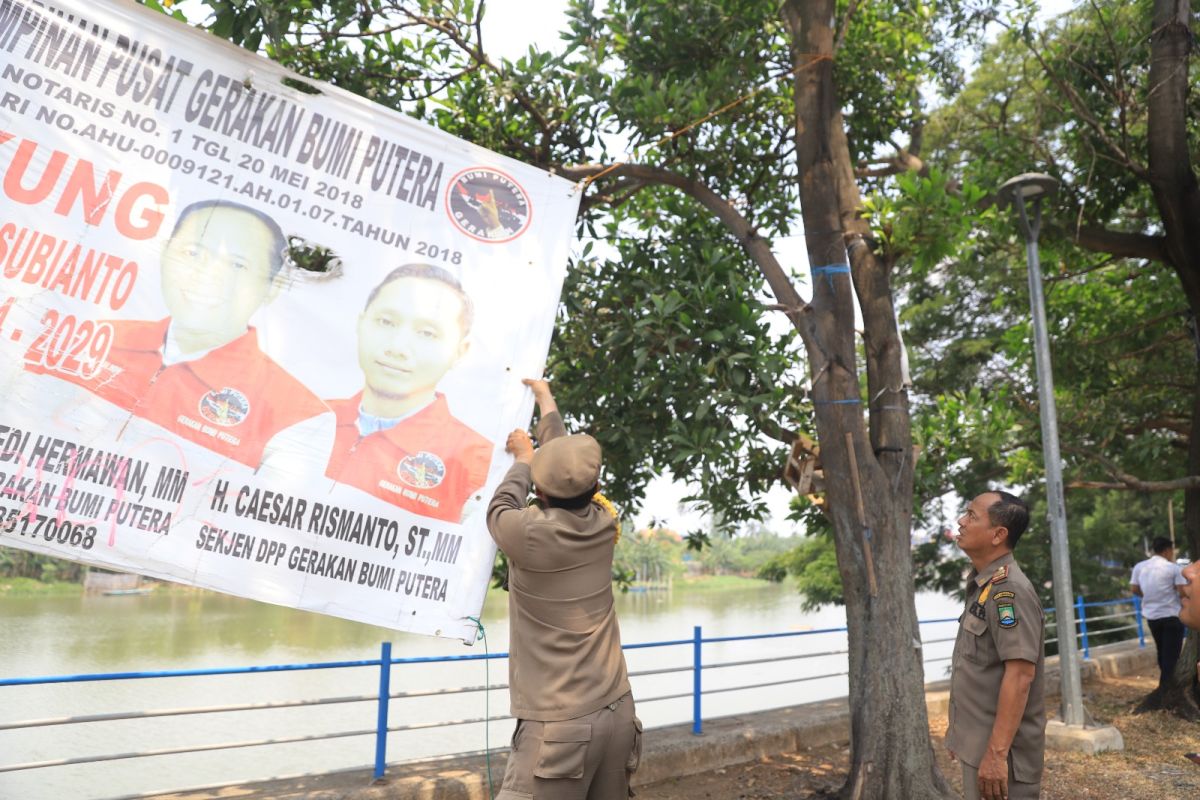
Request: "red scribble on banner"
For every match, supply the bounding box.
[105,457,129,547]
[1,451,45,529]
[117,434,193,538]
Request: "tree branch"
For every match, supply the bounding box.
[855,150,925,179]
[1068,476,1200,491]
[1122,416,1191,438]
[1146,0,1200,306]
[1064,224,1171,264]
[577,177,649,213]
[834,0,859,53]
[561,162,821,359]
[1064,441,1200,491]
[402,8,556,151]
[1077,308,1186,347]
[1019,29,1150,179]
[1120,331,1189,359]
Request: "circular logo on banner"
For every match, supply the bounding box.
[445,167,532,243]
[398,451,446,489]
[199,388,250,427]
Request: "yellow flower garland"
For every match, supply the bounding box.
[592,492,621,544]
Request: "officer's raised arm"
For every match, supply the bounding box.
[522,377,566,443]
[485,429,535,554]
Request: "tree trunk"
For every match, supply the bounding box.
[1144,0,1200,718]
[781,2,952,797]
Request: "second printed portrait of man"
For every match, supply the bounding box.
[324,263,493,524]
[30,198,493,523]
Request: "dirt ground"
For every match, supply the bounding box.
[637,668,1200,799]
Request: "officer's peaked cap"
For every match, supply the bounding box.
[531,434,602,498]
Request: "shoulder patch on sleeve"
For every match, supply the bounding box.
[997,601,1018,628]
[992,590,1015,602]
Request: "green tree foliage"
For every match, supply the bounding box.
[614,526,682,584]
[0,549,85,582]
[886,0,1195,574]
[695,523,794,574]
[889,0,1200,713]
[758,531,843,610]
[908,0,1196,506]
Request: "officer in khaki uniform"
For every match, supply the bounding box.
[946,491,1045,800]
[487,379,640,799]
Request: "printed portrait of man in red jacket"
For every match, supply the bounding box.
[324,263,493,522]
[28,199,332,473]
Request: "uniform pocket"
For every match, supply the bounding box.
[500,721,534,798]
[625,716,644,774]
[534,722,592,780]
[961,613,995,665]
[510,719,523,751]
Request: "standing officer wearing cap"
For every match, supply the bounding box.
[946,491,1046,800]
[487,378,640,800]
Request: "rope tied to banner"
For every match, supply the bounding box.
[464,615,497,800]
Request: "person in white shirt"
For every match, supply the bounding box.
[1131,537,1187,687]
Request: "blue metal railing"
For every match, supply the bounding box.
[1043,596,1144,660]
[374,641,392,781]
[691,625,702,736]
[0,594,1148,790]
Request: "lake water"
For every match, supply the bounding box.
[0,583,962,800]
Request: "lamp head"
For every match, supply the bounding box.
[996,173,1059,208]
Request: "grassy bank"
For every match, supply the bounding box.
[0,577,84,596]
[670,574,784,591]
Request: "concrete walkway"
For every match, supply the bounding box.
[135,640,1156,800]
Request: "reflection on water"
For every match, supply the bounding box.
[0,582,960,800]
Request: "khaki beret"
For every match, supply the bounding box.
[531,434,602,498]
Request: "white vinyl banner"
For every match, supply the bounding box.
[0,0,580,642]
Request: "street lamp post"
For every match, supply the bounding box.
[997,173,1085,727]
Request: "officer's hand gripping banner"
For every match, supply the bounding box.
[0,0,580,642]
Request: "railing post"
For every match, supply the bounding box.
[374,641,392,781]
[1076,595,1089,660]
[1134,595,1145,648]
[692,625,702,736]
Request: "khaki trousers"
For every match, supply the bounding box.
[961,760,1041,800]
[496,693,641,800]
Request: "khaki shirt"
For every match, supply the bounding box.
[945,552,1046,783]
[486,411,631,722]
